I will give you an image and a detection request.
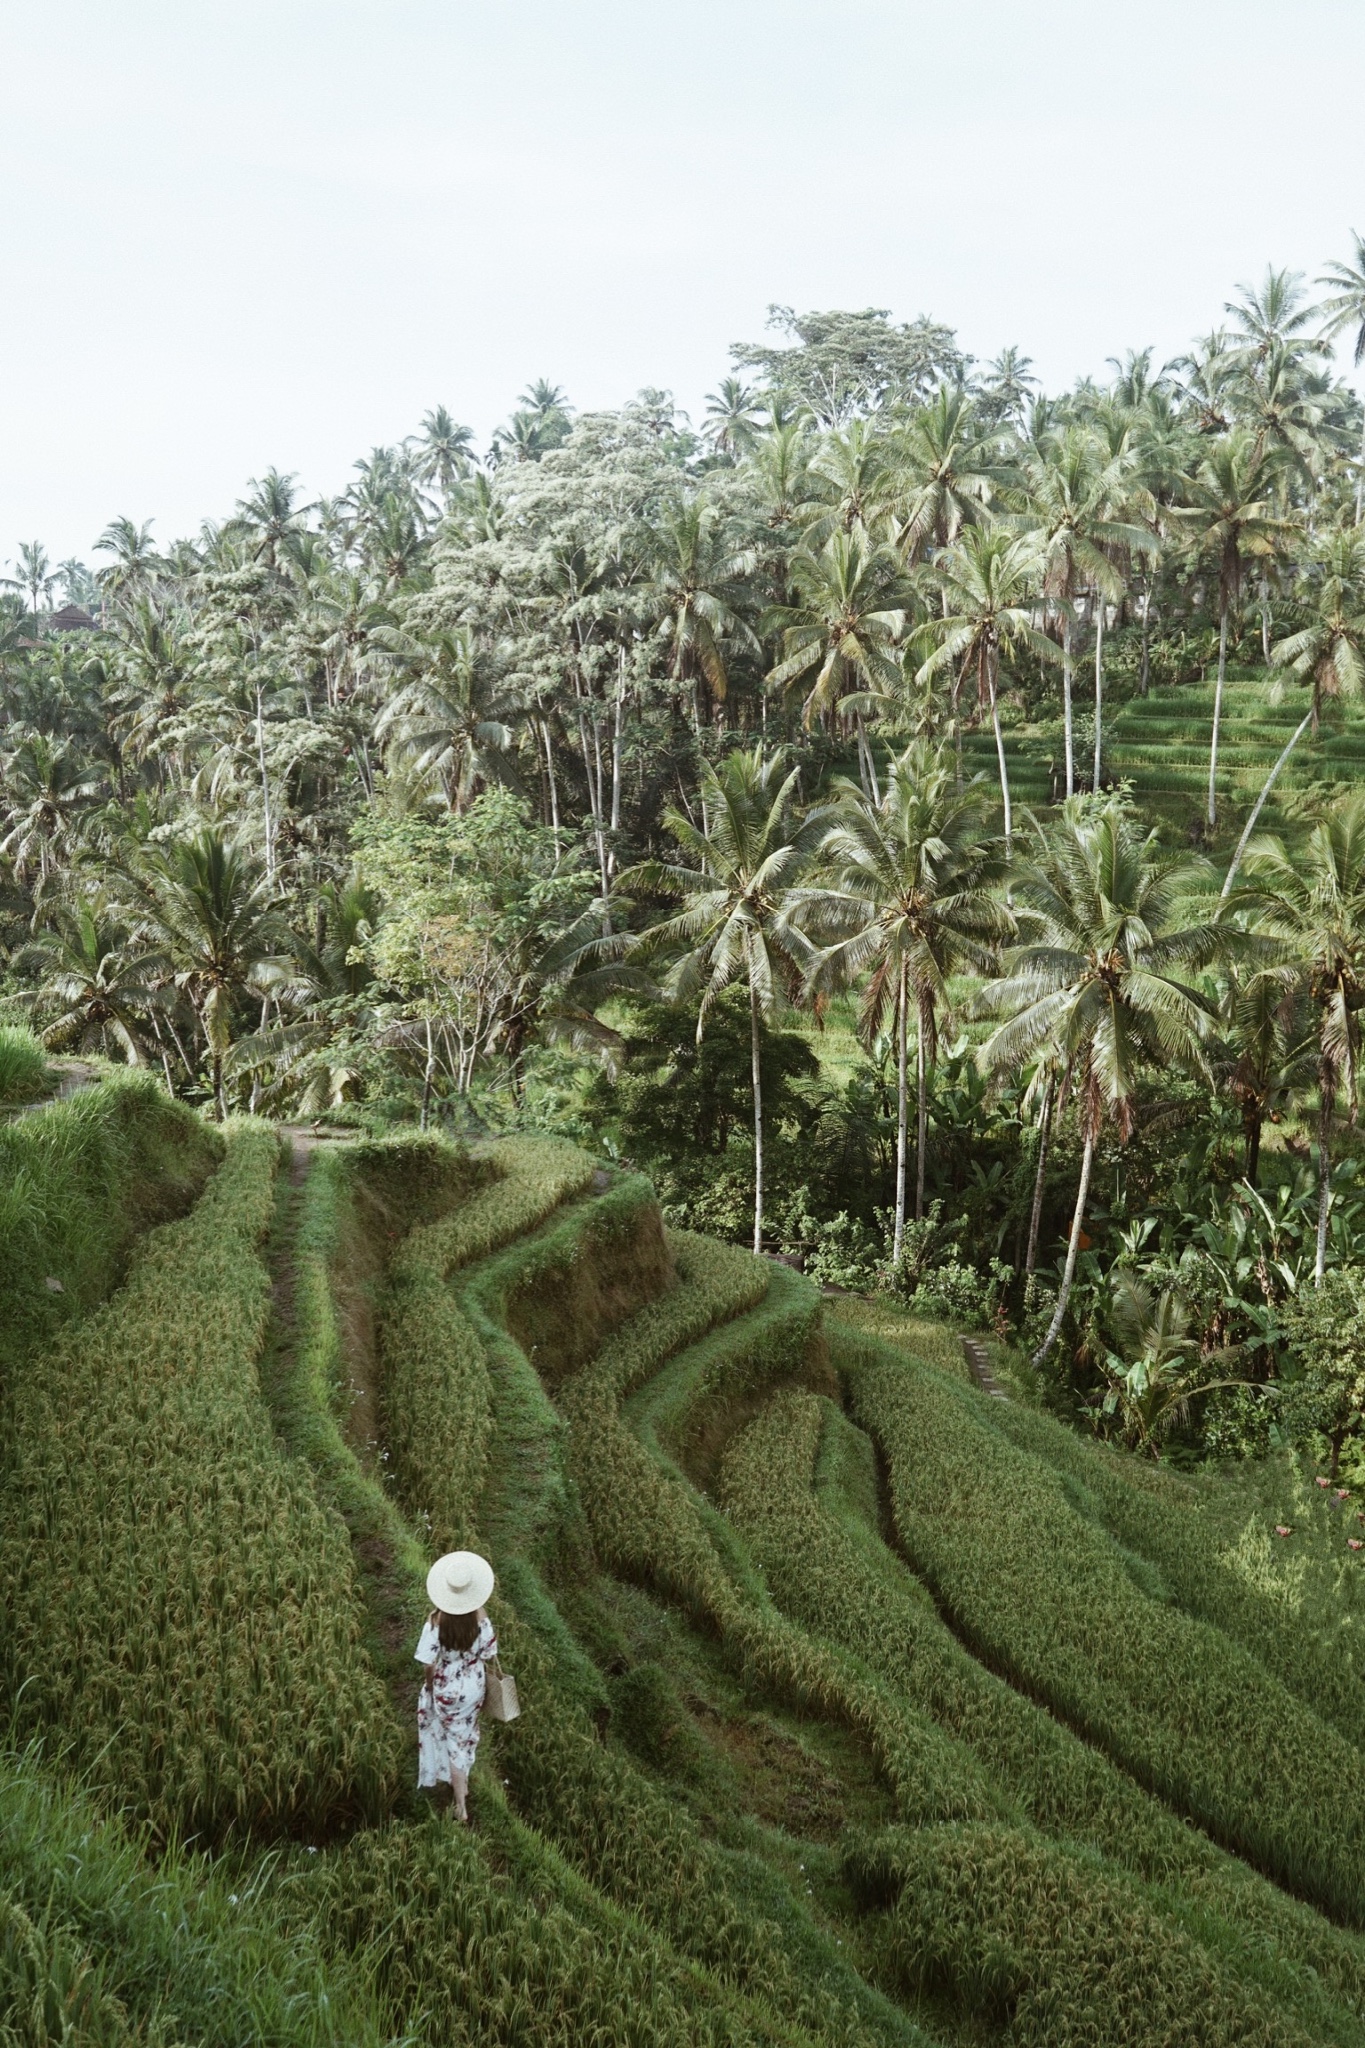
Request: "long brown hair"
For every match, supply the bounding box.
[436,1608,480,1652]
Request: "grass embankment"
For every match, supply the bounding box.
[722,1378,1365,2044]
[280,1138,933,2048]
[0,1742,383,2048]
[0,1123,398,1841]
[0,1072,219,1370]
[0,1024,50,1105]
[847,1331,1365,1928]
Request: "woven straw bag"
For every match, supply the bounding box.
[484,1656,520,1723]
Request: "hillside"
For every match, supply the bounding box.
[5,1084,1365,2045]
[960,667,1365,837]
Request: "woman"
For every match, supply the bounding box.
[415,1549,498,1822]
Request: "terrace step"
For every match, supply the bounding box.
[961,1335,1008,1399]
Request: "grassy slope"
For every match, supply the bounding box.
[13,1126,1365,2045]
[958,665,1365,838]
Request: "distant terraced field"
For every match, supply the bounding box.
[958,668,1365,838]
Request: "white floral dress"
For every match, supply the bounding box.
[415,1614,498,1786]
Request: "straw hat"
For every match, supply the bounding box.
[426,1550,494,1615]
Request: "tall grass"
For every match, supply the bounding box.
[0,1125,399,1840]
[0,1074,219,1370]
[723,1374,1365,2033]
[0,1025,50,1106]
[0,1742,385,2048]
[849,1335,1365,1925]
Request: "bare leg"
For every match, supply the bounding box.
[449,1765,469,1822]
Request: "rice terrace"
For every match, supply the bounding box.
[14,20,1365,2035]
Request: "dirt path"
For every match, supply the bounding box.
[4,1058,103,1121]
[263,1130,426,1762]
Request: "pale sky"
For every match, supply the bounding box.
[4,0,1365,567]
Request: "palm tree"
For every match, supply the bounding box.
[94,518,164,613]
[233,471,305,568]
[702,378,763,459]
[765,525,910,794]
[1171,433,1291,830]
[373,624,514,813]
[649,498,757,727]
[6,541,54,631]
[133,828,290,1118]
[0,733,105,886]
[1318,234,1365,524]
[800,742,1010,1254]
[892,386,997,563]
[412,407,476,499]
[916,527,1056,848]
[625,747,825,1253]
[21,899,163,1065]
[979,801,1221,1363]
[1018,429,1145,796]
[1223,528,1365,897]
[1238,793,1365,1282]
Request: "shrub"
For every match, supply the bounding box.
[0,1125,399,1840]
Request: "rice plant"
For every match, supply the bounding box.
[0,1125,399,1840]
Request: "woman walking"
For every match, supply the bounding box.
[415,1549,498,1822]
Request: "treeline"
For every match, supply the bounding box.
[6,268,1365,1461]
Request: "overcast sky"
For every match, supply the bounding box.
[4,0,1365,567]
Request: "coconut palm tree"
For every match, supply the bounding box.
[979,801,1221,1363]
[1017,429,1146,796]
[1237,792,1365,1282]
[892,386,997,563]
[800,741,1010,1254]
[373,623,515,813]
[132,828,290,1118]
[648,497,757,727]
[624,747,826,1253]
[0,733,105,887]
[765,525,911,794]
[1222,528,1365,897]
[915,526,1057,848]
[21,898,163,1065]
[1319,234,1365,524]
[412,407,476,499]
[1170,433,1291,830]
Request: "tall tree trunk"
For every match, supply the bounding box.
[893,958,909,1264]
[1092,598,1106,794]
[1357,406,1365,527]
[213,1051,226,1123]
[988,651,1012,853]
[915,999,929,1223]
[1245,1109,1262,1189]
[1208,605,1229,830]
[1032,1127,1095,1366]
[1024,1074,1054,1275]
[1139,584,1151,697]
[1062,614,1075,796]
[420,1015,436,1131]
[541,718,562,855]
[857,712,881,805]
[1220,705,1313,899]
[1259,573,1271,665]
[749,971,765,1257]
[1315,1080,1333,1286]
[256,677,275,881]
